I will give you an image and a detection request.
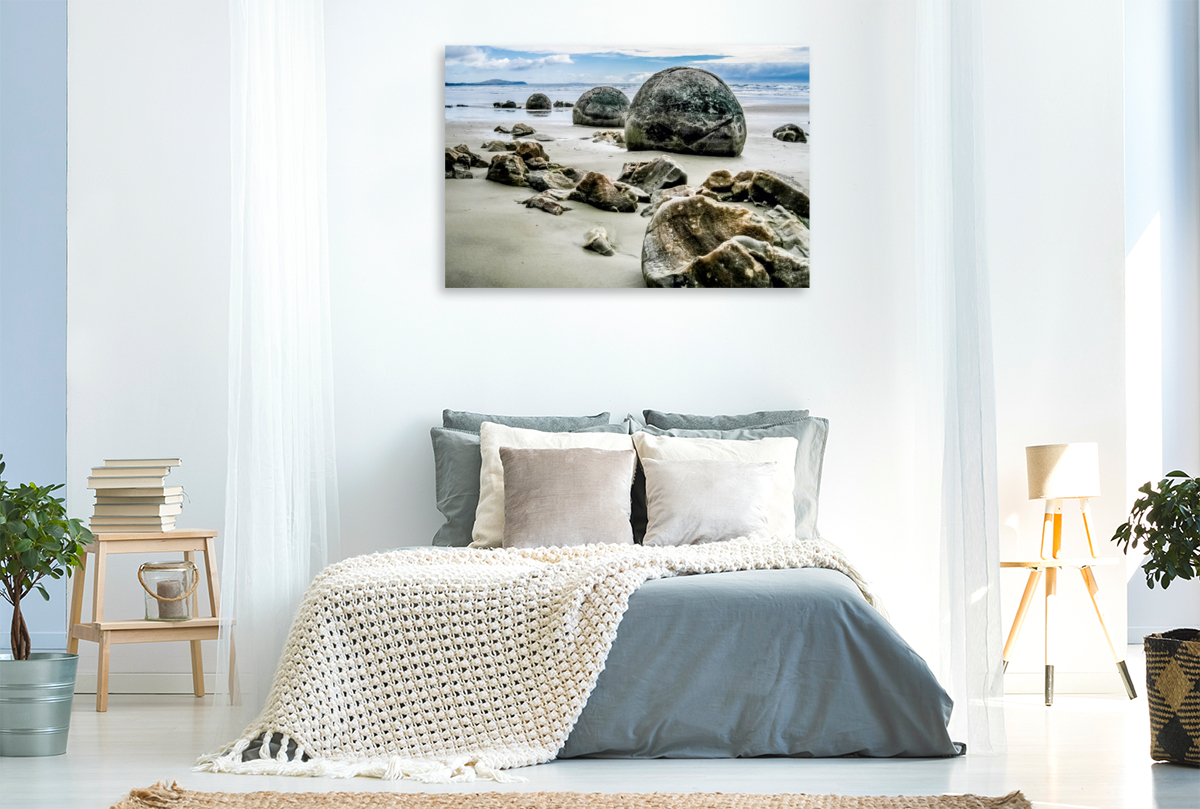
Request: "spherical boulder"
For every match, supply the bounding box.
[572,86,631,127]
[526,93,551,111]
[625,67,746,157]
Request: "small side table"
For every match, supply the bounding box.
[1001,557,1136,706]
[67,530,234,711]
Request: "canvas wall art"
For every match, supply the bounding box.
[444,46,809,289]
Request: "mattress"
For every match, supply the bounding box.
[559,567,960,759]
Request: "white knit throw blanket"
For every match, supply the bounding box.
[196,536,878,782]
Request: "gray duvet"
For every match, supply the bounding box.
[559,567,960,759]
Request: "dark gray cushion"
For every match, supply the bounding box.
[442,409,611,433]
[642,409,810,430]
[431,421,630,547]
[640,417,828,540]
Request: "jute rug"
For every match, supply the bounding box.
[111,781,1031,809]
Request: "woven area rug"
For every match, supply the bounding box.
[111,781,1031,809]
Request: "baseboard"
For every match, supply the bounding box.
[28,631,67,652]
[1004,671,1126,695]
[1128,624,1189,643]
[74,671,218,695]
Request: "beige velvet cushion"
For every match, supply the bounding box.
[471,422,635,549]
[632,431,798,540]
[641,458,777,546]
[500,447,637,548]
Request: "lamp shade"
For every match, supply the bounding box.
[1026,443,1101,500]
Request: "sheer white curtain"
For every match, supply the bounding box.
[216,0,339,720]
[914,0,1007,754]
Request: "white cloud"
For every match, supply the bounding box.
[518,45,809,62]
[445,46,573,71]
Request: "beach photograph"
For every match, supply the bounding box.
[444,46,810,288]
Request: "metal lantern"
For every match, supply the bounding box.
[138,560,198,621]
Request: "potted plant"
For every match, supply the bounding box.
[0,453,93,756]
[1112,470,1200,767]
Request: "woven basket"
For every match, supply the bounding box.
[1145,629,1200,766]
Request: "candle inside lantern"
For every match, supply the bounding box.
[156,579,188,620]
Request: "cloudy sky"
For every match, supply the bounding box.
[444,46,809,85]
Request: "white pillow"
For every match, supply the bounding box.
[641,458,777,546]
[470,422,635,549]
[632,431,798,540]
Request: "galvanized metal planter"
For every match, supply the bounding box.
[0,652,79,756]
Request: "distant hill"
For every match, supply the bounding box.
[445,79,528,86]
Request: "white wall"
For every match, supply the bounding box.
[65,0,1133,693]
[66,0,230,688]
[1123,0,1200,641]
[984,0,1131,690]
[324,0,940,652]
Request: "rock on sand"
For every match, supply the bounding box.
[642,194,808,287]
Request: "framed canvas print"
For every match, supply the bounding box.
[444,46,809,289]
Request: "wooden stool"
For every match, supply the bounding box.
[67,530,234,711]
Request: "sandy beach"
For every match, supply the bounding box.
[444,103,810,288]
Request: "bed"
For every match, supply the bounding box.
[199,408,960,781]
[563,567,958,759]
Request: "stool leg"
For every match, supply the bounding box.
[1045,566,1057,706]
[184,549,205,697]
[96,634,110,712]
[190,640,205,698]
[1079,566,1137,699]
[67,554,88,655]
[1003,569,1043,672]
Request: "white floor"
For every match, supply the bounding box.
[2,646,1196,809]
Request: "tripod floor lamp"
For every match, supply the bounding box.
[1001,442,1138,705]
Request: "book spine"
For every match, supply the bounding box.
[94,497,184,506]
[88,477,169,488]
[89,467,170,478]
[92,504,183,517]
[93,487,184,497]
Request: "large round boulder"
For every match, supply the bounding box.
[625,67,746,157]
[526,93,551,110]
[573,86,631,127]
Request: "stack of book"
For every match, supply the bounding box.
[87,459,184,533]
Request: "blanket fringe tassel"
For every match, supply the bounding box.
[194,731,526,783]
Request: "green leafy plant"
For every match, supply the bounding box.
[0,454,93,660]
[1112,470,1200,590]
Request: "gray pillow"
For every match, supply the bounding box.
[500,447,636,549]
[431,422,631,547]
[431,427,484,547]
[442,409,611,433]
[640,417,828,540]
[641,458,777,546]
[642,409,810,430]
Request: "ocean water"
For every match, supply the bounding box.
[443,82,810,123]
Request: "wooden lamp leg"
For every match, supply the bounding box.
[1039,501,1054,559]
[1079,566,1137,699]
[1045,566,1057,706]
[1080,498,1098,558]
[1003,568,1044,673]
